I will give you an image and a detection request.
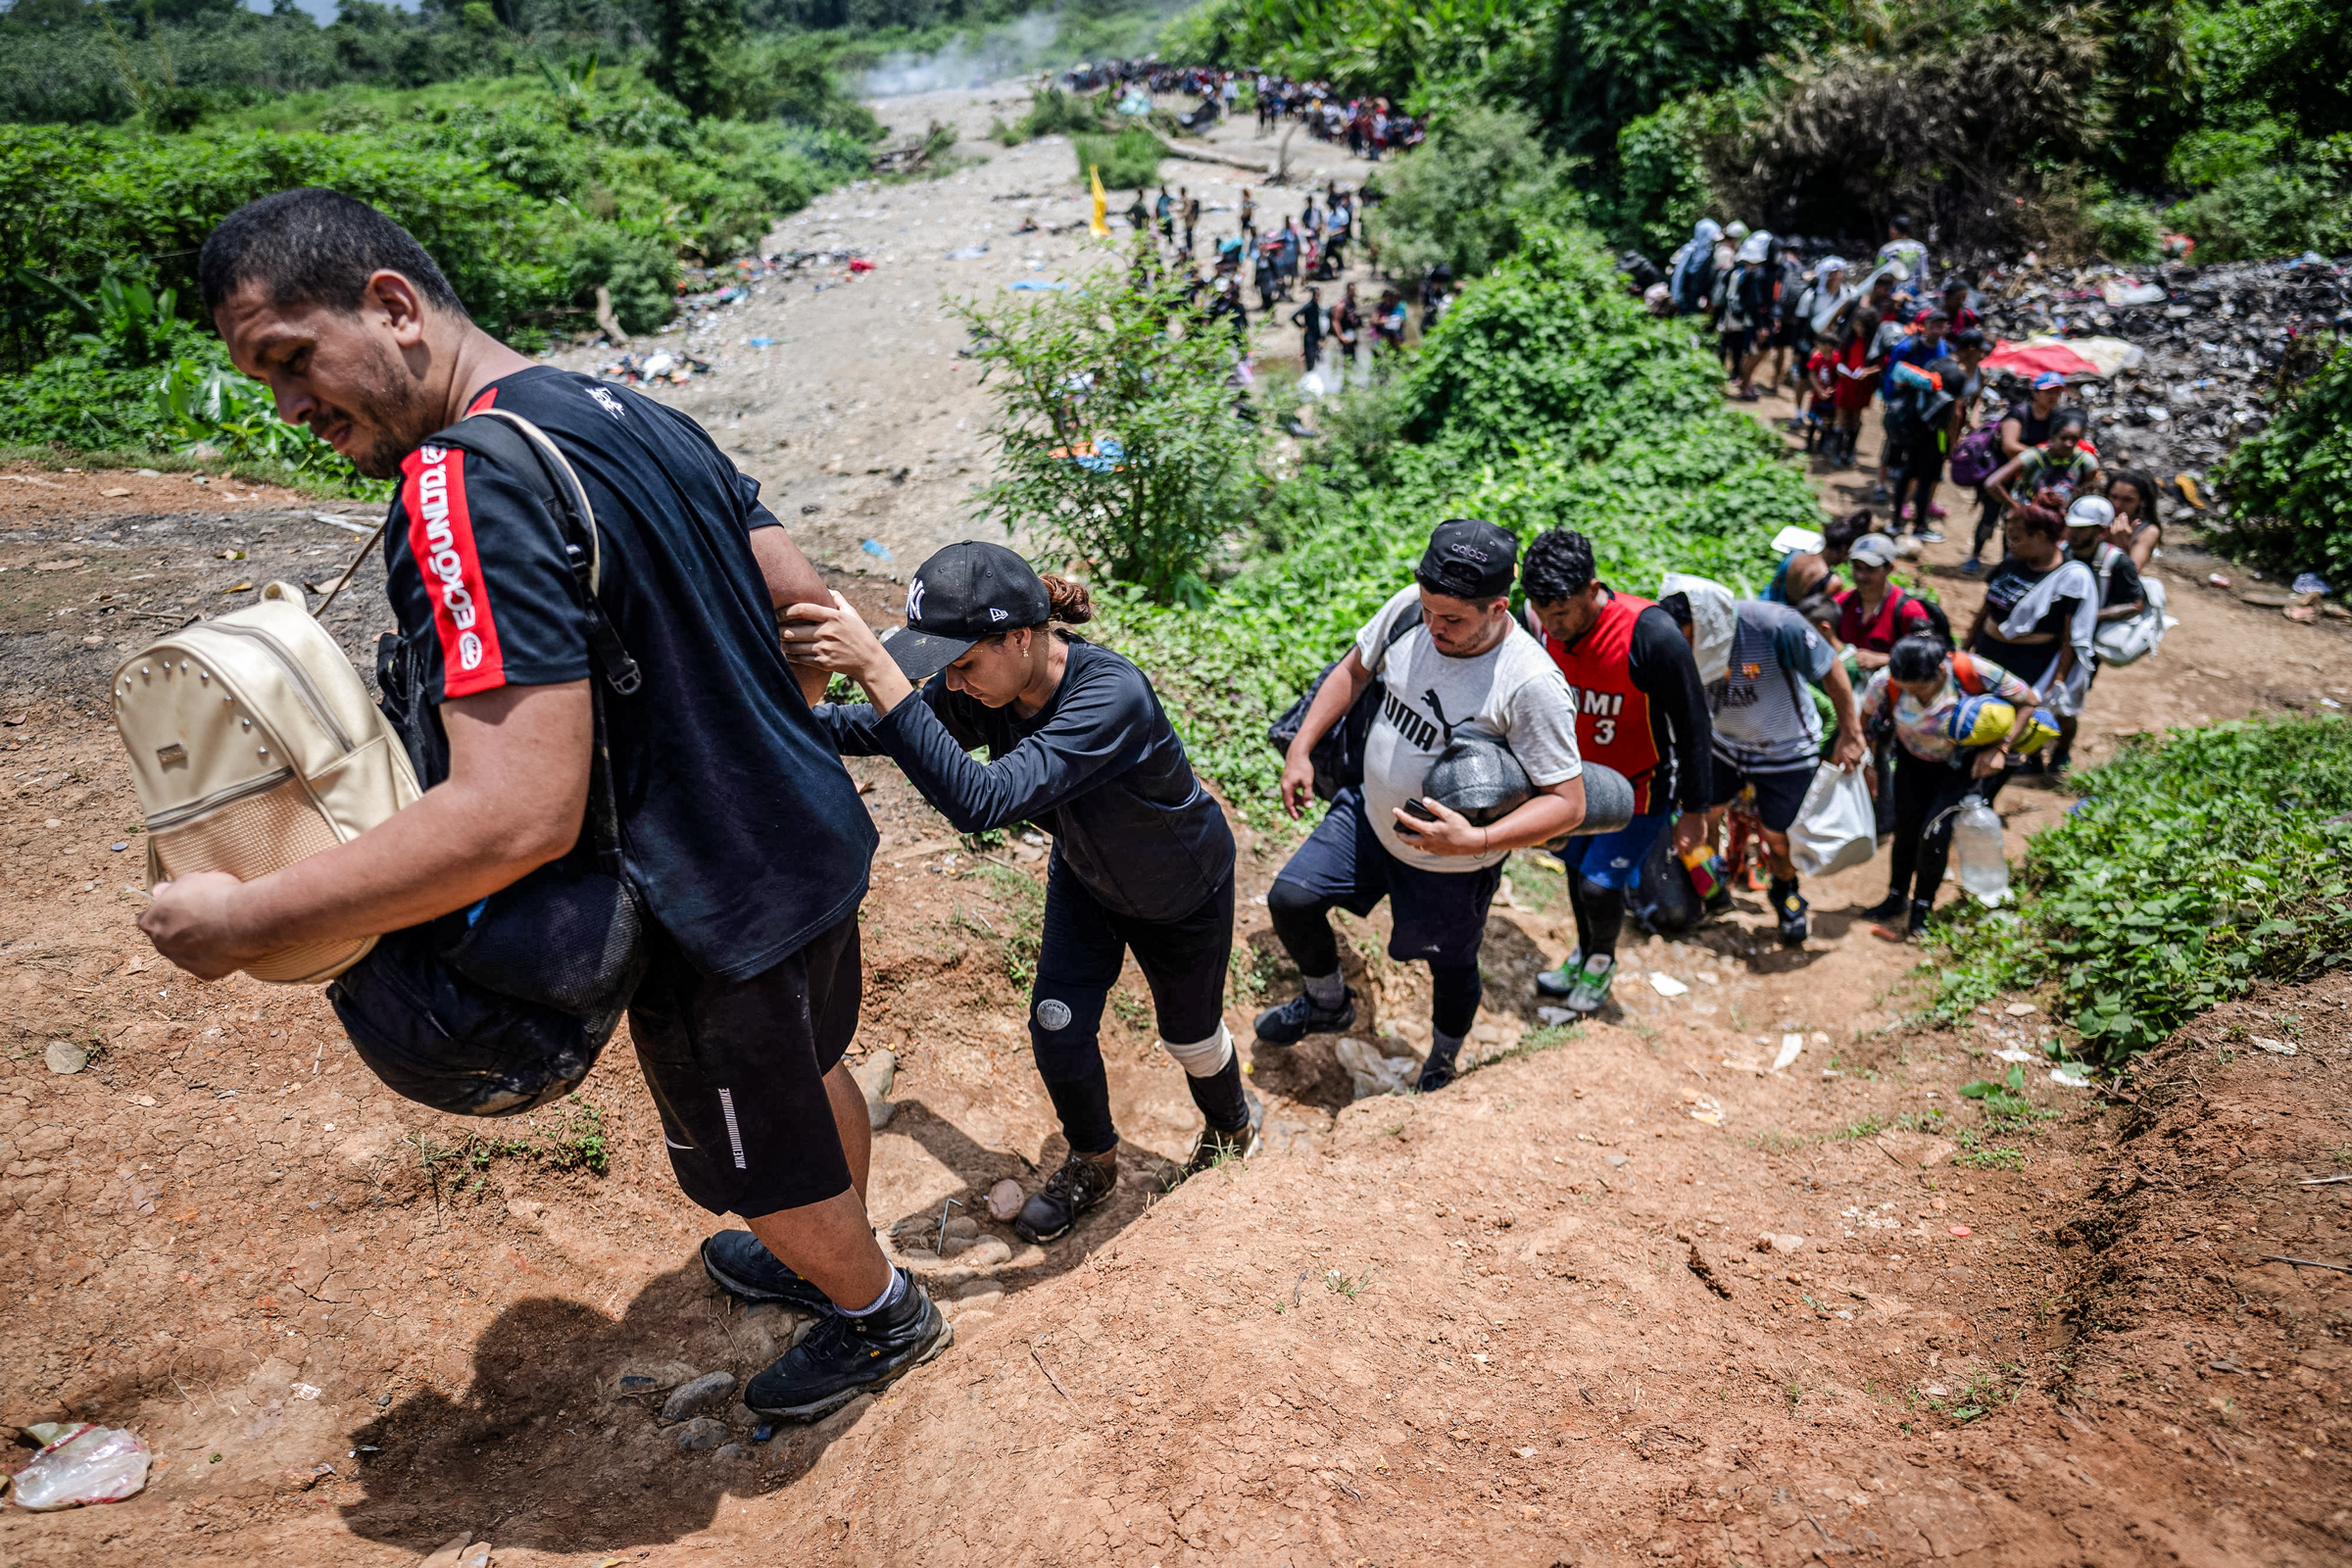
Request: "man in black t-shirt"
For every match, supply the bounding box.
[140,188,948,1424]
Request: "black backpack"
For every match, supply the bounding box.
[1264,607,1422,802]
[327,410,650,1118]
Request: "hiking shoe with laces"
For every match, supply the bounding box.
[1533,948,1585,999]
[742,1268,951,1423]
[1252,986,1356,1044]
[1772,881,1809,947]
[1013,1150,1118,1244]
[1181,1091,1263,1179]
[701,1230,835,1315]
[1564,954,1618,1014]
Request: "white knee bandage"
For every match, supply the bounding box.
[1160,1021,1235,1078]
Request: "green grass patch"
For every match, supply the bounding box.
[1926,713,2352,1064]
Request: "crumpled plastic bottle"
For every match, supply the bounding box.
[1952,797,2011,905]
[9,1423,153,1509]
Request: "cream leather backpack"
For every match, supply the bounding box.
[113,578,419,982]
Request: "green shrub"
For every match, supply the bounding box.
[1927,714,2352,1062]
[2086,196,2163,263]
[957,260,1266,608]
[2167,141,2352,262]
[1374,105,1583,280]
[2213,333,2352,588]
[1611,99,1714,261]
[1072,125,1164,191]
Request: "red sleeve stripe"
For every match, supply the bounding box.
[400,443,508,698]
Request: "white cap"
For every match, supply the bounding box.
[2068,496,2116,530]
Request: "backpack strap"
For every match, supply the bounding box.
[1949,649,1987,696]
[424,410,643,698]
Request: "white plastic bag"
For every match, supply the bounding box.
[2093,576,2170,666]
[1788,762,1876,878]
[9,1423,152,1509]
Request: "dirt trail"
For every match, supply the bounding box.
[6,130,2352,1562]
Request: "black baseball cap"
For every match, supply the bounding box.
[881,541,1052,682]
[1416,517,1518,600]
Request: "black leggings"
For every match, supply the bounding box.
[1972,487,2003,559]
[1031,862,1247,1154]
[1889,438,1943,533]
[1266,880,1484,1039]
[1886,749,2009,905]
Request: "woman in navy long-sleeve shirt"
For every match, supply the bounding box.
[783,542,1249,1247]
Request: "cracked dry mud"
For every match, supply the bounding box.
[5,98,2352,1568]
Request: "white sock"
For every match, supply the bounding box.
[840,1268,906,1318]
[1303,970,1346,1008]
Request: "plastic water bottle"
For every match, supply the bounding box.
[1952,796,2010,903]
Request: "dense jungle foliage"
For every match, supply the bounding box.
[1163,0,2352,264]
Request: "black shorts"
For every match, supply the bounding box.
[1707,756,1818,834]
[1274,787,1502,967]
[626,909,861,1219]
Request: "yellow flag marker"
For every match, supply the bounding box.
[1089,165,1110,237]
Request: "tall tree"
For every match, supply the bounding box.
[648,0,742,119]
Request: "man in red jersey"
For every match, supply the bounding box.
[1519,529,1713,1013]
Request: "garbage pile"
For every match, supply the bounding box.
[590,349,713,387]
[1978,253,2352,503]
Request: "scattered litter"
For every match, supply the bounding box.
[1536,1004,1575,1026]
[1688,1096,1723,1126]
[2249,1036,2299,1055]
[2292,573,2331,597]
[1771,1034,1803,1072]
[746,336,776,347]
[2050,1066,2094,1088]
[860,539,894,561]
[100,486,130,498]
[291,1382,321,1400]
[1009,280,1070,291]
[8,1423,153,1509]
[591,350,712,387]
[1335,1035,1422,1099]
[312,513,374,534]
[1993,1048,2036,1063]
[1648,972,1689,998]
[1948,1226,1974,1238]
[946,245,991,261]
[986,1177,1025,1222]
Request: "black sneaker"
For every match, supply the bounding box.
[1416,1039,1463,1093]
[1012,1150,1118,1244]
[1857,892,1908,924]
[1252,986,1356,1044]
[701,1230,835,1315]
[1771,881,1809,947]
[742,1268,951,1423]
[1181,1091,1263,1178]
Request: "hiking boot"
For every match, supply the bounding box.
[1960,556,1984,576]
[1013,1149,1118,1244]
[1771,880,1809,947]
[701,1230,835,1315]
[1915,528,1946,545]
[1563,954,1619,1015]
[1416,1039,1463,1093]
[1253,986,1356,1044]
[1533,948,1585,999]
[1181,1091,1263,1179]
[1856,892,1908,924]
[742,1269,951,1423]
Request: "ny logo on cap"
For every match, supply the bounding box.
[905,577,926,623]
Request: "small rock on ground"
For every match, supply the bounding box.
[671,1416,731,1452]
[660,1371,736,1423]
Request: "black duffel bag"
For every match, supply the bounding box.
[1265,608,1421,802]
[328,409,650,1117]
